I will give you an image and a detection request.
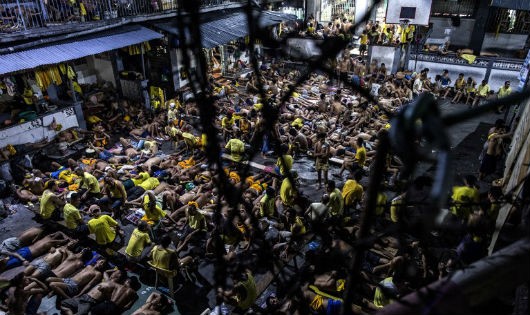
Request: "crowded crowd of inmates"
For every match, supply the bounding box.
[0,42,518,315]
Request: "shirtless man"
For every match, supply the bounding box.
[47,258,106,299]
[23,246,92,293]
[314,133,331,189]
[91,276,141,314]
[131,292,172,315]
[22,171,46,195]
[0,232,69,271]
[24,243,70,279]
[61,277,115,315]
[3,273,48,315]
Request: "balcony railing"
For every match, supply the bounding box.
[0,0,243,35]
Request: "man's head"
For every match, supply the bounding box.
[187,202,197,215]
[481,79,488,85]
[160,235,172,248]
[94,258,107,271]
[464,175,478,188]
[356,137,364,148]
[458,73,464,78]
[138,220,149,232]
[322,193,330,204]
[504,80,510,87]
[266,187,275,197]
[69,192,81,206]
[110,269,127,282]
[125,276,141,291]
[88,204,101,217]
[74,167,84,177]
[46,180,57,191]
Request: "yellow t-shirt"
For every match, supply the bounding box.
[451,186,479,219]
[390,196,403,222]
[498,86,512,98]
[39,190,57,219]
[259,195,275,217]
[139,177,160,191]
[187,212,206,231]
[291,216,306,235]
[328,188,344,216]
[132,172,150,186]
[150,246,175,270]
[144,205,166,223]
[375,192,387,216]
[360,34,368,45]
[374,277,395,308]
[221,116,234,129]
[477,84,490,97]
[88,215,117,245]
[225,139,245,162]
[59,170,78,185]
[280,178,296,206]
[355,146,367,166]
[82,172,100,193]
[125,228,151,257]
[342,179,363,207]
[63,203,82,229]
[276,155,293,176]
[455,78,466,89]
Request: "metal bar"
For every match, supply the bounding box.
[14,0,27,30]
[377,237,530,315]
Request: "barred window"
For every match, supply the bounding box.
[430,0,477,17]
[486,7,530,34]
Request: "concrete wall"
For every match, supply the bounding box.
[0,106,79,147]
[429,17,475,47]
[482,33,529,51]
[87,56,116,87]
[370,45,401,74]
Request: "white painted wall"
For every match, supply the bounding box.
[0,106,79,147]
[482,33,528,51]
[385,0,432,25]
[370,45,400,73]
[429,17,475,47]
[86,56,116,88]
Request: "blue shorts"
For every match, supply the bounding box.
[6,246,33,269]
[99,150,112,161]
[327,299,342,315]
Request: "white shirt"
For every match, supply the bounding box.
[413,78,423,94]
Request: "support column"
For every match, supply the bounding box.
[469,1,490,55]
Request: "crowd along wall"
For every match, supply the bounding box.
[489,97,530,254]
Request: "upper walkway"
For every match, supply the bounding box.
[0,0,264,43]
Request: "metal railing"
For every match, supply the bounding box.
[0,0,243,33]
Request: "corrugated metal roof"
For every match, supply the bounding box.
[156,10,296,49]
[0,26,163,75]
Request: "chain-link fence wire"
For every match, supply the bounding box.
[173,1,530,314]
